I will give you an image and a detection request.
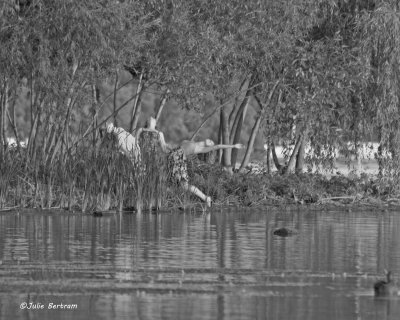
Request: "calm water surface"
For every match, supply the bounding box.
[0,208,400,320]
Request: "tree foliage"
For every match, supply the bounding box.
[2,0,400,178]
[359,1,400,175]
[0,0,156,161]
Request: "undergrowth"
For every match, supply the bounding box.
[0,142,398,212]
[188,158,394,207]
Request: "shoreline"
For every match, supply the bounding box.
[2,190,399,215]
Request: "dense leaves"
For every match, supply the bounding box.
[2,0,400,210]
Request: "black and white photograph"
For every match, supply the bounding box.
[0,0,400,319]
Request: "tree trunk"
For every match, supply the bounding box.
[26,92,44,159]
[155,89,169,122]
[271,142,283,172]
[265,141,271,174]
[230,94,250,142]
[230,97,249,169]
[0,82,8,159]
[217,118,223,164]
[43,117,56,160]
[353,141,362,177]
[266,146,271,174]
[130,100,142,132]
[295,135,306,174]
[26,106,40,160]
[113,72,118,125]
[228,75,253,169]
[239,115,262,172]
[239,80,281,172]
[129,73,144,132]
[2,84,7,150]
[92,84,100,146]
[285,135,303,175]
[6,95,23,156]
[228,73,251,126]
[220,108,232,172]
[49,90,79,166]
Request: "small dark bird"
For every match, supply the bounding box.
[273,228,296,237]
[374,270,398,296]
[92,211,103,217]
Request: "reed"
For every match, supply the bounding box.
[0,148,22,207]
[0,131,388,211]
[137,131,168,211]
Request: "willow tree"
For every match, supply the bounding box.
[359,1,400,177]
[259,0,376,175]
[139,0,324,170]
[121,0,374,175]
[0,0,157,165]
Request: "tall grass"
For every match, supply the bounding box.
[0,131,169,212]
[0,148,22,207]
[1,131,389,212]
[137,132,168,211]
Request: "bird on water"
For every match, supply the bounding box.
[273,227,296,237]
[374,270,399,297]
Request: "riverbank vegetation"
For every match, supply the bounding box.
[1,0,400,212]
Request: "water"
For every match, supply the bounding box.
[0,208,399,320]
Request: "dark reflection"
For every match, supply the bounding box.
[0,209,400,319]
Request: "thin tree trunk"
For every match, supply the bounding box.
[228,73,251,126]
[27,108,40,159]
[271,142,283,172]
[129,73,144,132]
[239,80,281,172]
[285,135,303,175]
[92,84,100,146]
[239,115,262,172]
[217,120,223,164]
[30,75,34,127]
[155,89,169,122]
[295,135,306,174]
[229,94,250,143]
[2,83,8,149]
[0,82,8,158]
[26,96,44,159]
[130,98,142,132]
[228,75,254,168]
[42,112,53,159]
[230,108,244,169]
[220,108,232,172]
[6,98,22,155]
[49,85,82,166]
[44,119,60,164]
[265,135,272,174]
[113,72,118,125]
[230,98,249,168]
[266,145,271,174]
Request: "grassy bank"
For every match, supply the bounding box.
[188,157,400,210]
[1,141,399,213]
